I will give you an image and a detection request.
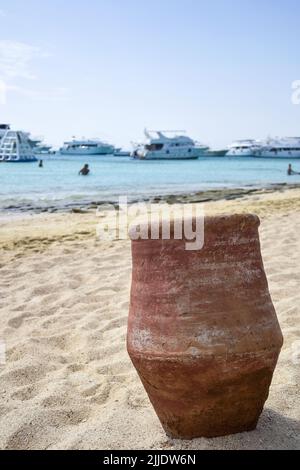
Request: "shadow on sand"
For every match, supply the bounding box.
[169,408,300,450]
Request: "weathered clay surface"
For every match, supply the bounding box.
[127,214,283,439]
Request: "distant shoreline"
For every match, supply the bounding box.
[1,182,300,220]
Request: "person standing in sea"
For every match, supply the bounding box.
[79,164,90,176]
[287,164,300,175]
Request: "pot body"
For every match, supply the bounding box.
[127,214,283,438]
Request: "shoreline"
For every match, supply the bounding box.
[1,182,300,219]
[1,184,300,257]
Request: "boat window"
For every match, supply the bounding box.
[145,144,164,151]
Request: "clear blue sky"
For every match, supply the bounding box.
[1,0,300,149]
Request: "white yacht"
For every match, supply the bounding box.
[114,148,131,157]
[25,134,53,155]
[254,137,300,158]
[226,139,262,157]
[132,129,209,160]
[0,129,37,162]
[34,144,53,155]
[59,139,115,155]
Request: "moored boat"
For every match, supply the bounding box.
[226,139,262,157]
[206,149,227,157]
[253,137,300,158]
[114,148,131,157]
[132,129,209,160]
[27,135,53,155]
[59,138,115,155]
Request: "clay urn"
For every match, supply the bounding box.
[127,214,283,439]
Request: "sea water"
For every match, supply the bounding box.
[0,154,298,214]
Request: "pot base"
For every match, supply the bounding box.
[163,420,259,440]
[129,351,278,439]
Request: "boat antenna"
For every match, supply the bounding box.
[144,128,152,139]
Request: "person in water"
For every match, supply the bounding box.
[287,164,300,175]
[39,160,43,168]
[79,164,90,175]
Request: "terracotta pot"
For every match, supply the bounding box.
[127,214,283,439]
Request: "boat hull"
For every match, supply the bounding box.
[133,155,200,160]
[133,149,206,160]
[114,153,131,157]
[60,148,114,156]
[226,150,257,157]
[253,151,300,159]
[1,158,37,163]
[206,150,227,157]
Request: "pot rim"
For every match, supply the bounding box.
[129,213,260,241]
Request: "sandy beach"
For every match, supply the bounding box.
[0,187,299,450]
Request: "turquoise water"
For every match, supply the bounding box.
[0,154,299,213]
